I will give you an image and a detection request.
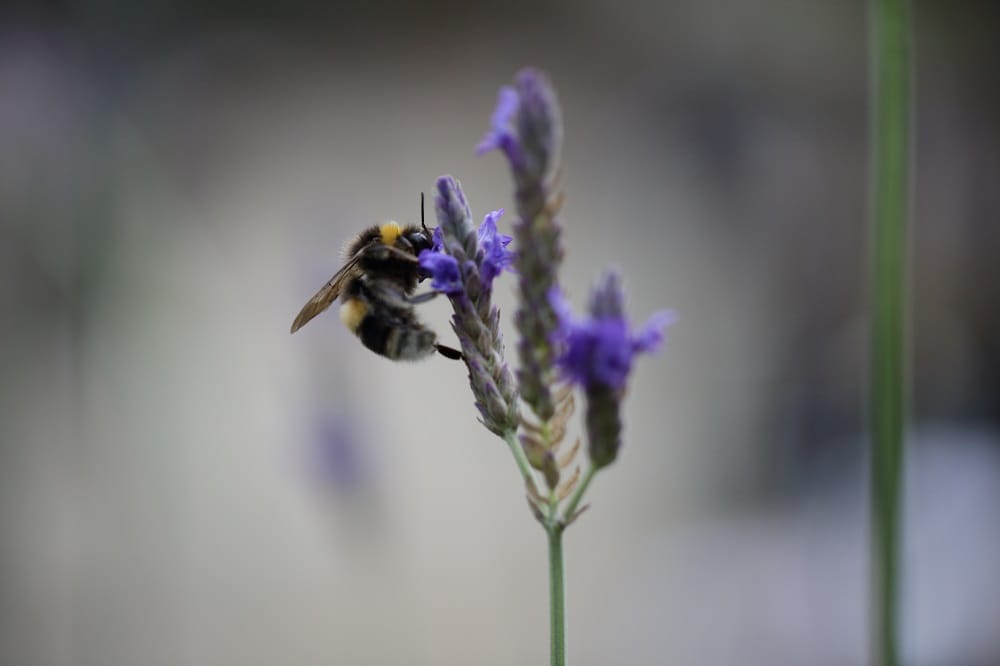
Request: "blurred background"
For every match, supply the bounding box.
[2,1,999,665]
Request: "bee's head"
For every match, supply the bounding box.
[399,227,434,256]
[414,191,436,255]
[395,194,435,269]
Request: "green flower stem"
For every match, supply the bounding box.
[561,465,597,523]
[502,429,568,666]
[503,430,534,485]
[541,464,597,666]
[870,0,910,665]
[546,523,565,666]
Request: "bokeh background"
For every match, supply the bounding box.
[2,1,999,665]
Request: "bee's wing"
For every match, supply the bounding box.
[290,241,424,334]
[290,251,365,334]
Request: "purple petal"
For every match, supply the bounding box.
[479,208,505,237]
[555,318,632,390]
[476,87,518,153]
[476,87,525,168]
[632,310,678,354]
[478,208,514,288]
[589,319,633,389]
[555,326,592,387]
[418,250,463,295]
[492,87,519,127]
[547,287,576,335]
[551,281,674,391]
[551,289,635,389]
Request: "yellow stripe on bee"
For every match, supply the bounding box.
[379,221,403,245]
[339,298,368,332]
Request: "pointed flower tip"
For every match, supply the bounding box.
[435,174,457,195]
[514,68,558,119]
[433,174,476,244]
[515,66,543,84]
[435,174,467,211]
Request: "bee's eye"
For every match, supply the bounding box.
[407,232,432,254]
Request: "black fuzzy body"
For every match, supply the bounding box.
[341,224,440,360]
[343,275,439,360]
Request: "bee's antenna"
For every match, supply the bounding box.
[420,192,430,235]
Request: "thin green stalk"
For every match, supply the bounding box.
[503,428,567,666]
[870,1,910,665]
[545,463,596,666]
[547,524,565,666]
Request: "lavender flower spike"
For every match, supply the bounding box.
[418,176,519,436]
[551,272,675,468]
[480,67,565,425]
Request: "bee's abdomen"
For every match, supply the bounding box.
[339,298,369,332]
[357,312,437,361]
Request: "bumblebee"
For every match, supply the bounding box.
[290,202,462,361]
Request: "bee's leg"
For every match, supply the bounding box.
[404,291,440,305]
[435,344,463,360]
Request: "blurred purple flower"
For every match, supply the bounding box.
[549,274,675,391]
[550,272,674,469]
[312,416,366,493]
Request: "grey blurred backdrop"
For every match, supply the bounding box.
[2,1,999,665]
